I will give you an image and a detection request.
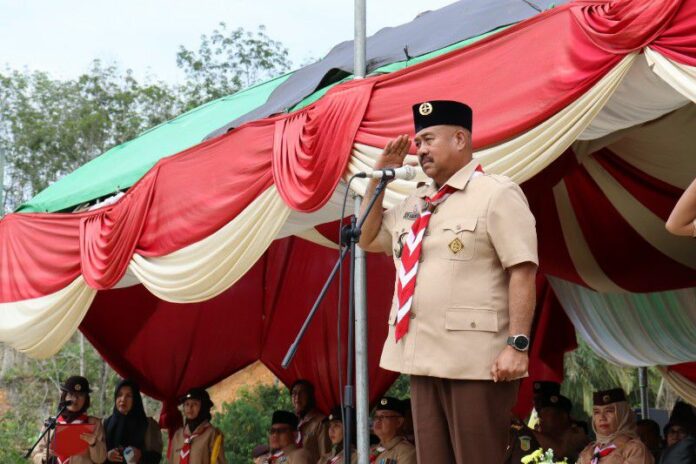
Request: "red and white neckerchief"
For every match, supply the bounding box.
[369,445,386,463]
[54,414,89,464]
[591,443,617,463]
[328,453,342,464]
[179,423,210,464]
[266,449,284,463]
[394,164,484,342]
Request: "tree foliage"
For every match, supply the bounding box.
[176,22,291,110]
[213,383,293,464]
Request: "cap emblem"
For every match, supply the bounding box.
[603,394,611,403]
[380,398,388,406]
[418,102,433,116]
[74,384,82,392]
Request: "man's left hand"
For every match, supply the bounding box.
[491,346,528,382]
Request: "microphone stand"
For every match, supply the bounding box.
[25,402,70,460]
[282,176,390,463]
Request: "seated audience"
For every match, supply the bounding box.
[259,410,312,464]
[369,397,415,464]
[636,419,663,462]
[534,392,589,462]
[577,388,654,464]
[316,406,356,464]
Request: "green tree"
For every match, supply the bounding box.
[213,383,293,464]
[0,62,179,213]
[176,23,292,110]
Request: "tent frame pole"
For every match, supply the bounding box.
[354,194,370,464]
[639,367,649,419]
[354,1,369,462]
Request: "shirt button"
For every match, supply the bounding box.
[470,322,476,328]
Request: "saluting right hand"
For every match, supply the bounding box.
[375,135,412,170]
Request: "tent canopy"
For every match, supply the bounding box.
[2,0,696,428]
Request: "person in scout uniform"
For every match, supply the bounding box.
[168,387,226,464]
[291,380,330,463]
[260,410,312,464]
[577,388,654,464]
[534,393,589,462]
[31,375,107,464]
[358,100,538,464]
[369,397,415,464]
[505,415,540,464]
[316,406,357,464]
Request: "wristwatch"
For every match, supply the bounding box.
[507,334,530,352]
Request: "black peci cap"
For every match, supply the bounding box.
[533,381,561,398]
[535,394,572,414]
[593,388,627,406]
[272,410,299,429]
[374,396,405,415]
[179,387,214,409]
[412,100,473,133]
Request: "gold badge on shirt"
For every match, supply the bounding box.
[519,436,531,451]
[449,238,464,254]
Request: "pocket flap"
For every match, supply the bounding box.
[445,308,498,332]
[443,216,477,233]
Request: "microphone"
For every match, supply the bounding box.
[356,165,417,181]
[59,400,73,408]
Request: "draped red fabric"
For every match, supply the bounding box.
[670,363,696,383]
[2,0,696,303]
[273,81,375,212]
[570,0,683,53]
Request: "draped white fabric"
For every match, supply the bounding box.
[0,277,96,358]
[646,48,696,103]
[658,367,696,406]
[549,277,696,367]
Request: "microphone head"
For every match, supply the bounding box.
[400,165,417,180]
[60,399,74,407]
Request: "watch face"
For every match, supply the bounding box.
[514,336,530,350]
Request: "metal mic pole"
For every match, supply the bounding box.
[25,402,71,459]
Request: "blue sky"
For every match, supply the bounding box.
[0,0,455,83]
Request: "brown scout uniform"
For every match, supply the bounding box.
[505,419,540,464]
[577,435,655,464]
[370,436,416,464]
[535,423,589,462]
[260,444,313,464]
[168,421,227,464]
[375,159,538,464]
[316,447,357,464]
[31,416,107,464]
[298,409,331,463]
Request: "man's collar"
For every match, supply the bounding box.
[416,158,481,198]
[381,436,405,450]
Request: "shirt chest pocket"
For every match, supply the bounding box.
[440,216,477,261]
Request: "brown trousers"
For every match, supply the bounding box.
[411,376,519,464]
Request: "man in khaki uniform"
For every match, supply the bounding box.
[359,100,538,464]
[534,393,589,462]
[291,380,330,463]
[369,397,416,464]
[259,410,312,464]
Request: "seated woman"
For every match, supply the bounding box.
[31,375,107,464]
[103,379,162,463]
[317,406,356,464]
[577,388,654,464]
[168,387,226,464]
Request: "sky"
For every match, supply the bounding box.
[0,0,456,84]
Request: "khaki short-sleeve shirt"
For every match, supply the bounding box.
[376,160,538,380]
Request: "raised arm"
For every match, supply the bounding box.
[358,135,411,252]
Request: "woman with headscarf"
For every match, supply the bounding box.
[168,387,227,464]
[31,375,107,464]
[103,379,162,463]
[577,388,654,464]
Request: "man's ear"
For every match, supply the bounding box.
[454,128,470,151]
